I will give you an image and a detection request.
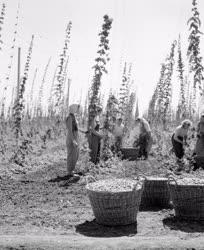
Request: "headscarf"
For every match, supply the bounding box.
[135,117,151,133]
[69,104,82,114]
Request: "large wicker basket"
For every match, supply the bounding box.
[140,176,171,209]
[168,176,204,221]
[120,147,139,161]
[86,177,143,226]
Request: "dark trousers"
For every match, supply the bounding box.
[114,136,122,153]
[138,133,151,159]
[171,134,184,159]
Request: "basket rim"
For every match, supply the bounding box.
[169,183,204,188]
[144,176,168,181]
[86,184,143,194]
[86,178,143,194]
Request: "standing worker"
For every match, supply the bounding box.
[88,106,103,164]
[66,104,81,177]
[193,115,204,170]
[112,118,124,153]
[171,119,192,168]
[134,117,152,159]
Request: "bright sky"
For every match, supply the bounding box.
[0,0,204,114]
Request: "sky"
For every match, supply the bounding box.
[0,0,204,114]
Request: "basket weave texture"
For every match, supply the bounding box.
[168,177,204,221]
[140,177,170,209]
[86,178,143,226]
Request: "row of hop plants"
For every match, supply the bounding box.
[0,13,139,166]
[148,0,204,128]
[1,0,204,167]
[0,4,74,165]
[1,0,203,126]
[1,2,20,119]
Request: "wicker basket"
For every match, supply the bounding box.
[140,176,171,209]
[86,177,143,226]
[195,156,204,169]
[120,147,139,161]
[168,176,204,221]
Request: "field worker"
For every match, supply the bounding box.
[112,117,124,153]
[88,106,103,164]
[171,119,192,161]
[66,104,81,177]
[193,114,204,170]
[134,117,152,159]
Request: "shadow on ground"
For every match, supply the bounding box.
[139,204,173,212]
[48,174,81,187]
[75,219,137,237]
[163,216,204,233]
[48,175,74,182]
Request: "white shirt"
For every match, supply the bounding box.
[141,118,151,133]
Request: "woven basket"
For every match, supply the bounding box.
[168,176,204,221]
[120,147,139,161]
[140,176,171,209]
[86,177,143,226]
[195,156,204,169]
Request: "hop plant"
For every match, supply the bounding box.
[0,3,6,51]
[102,93,118,161]
[149,41,176,128]
[54,22,72,115]
[88,15,113,128]
[187,0,204,95]
[176,35,187,120]
[13,35,34,139]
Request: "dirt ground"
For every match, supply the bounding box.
[0,142,204,249]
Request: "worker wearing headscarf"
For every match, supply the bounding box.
[134,117,152,159]
[172,119,192,160]
[65,104,81,177]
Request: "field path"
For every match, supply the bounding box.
[1,152,204,250]
[1,234,204,250]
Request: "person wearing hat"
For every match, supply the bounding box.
[65,104,81,177]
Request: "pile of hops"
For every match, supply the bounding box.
[173,177,204,185]
[87,178,141,192]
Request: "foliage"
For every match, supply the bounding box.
[118,62,131,119]
[135,98,139,119]
[124,91,136,131]
[187,0,204,97]
[148,41,176,128]
[1,2,20,118]
[37,57,51,117]
[176,35,187,120]
[13,35,34,140]
[102,93,118,160]
[88,15,113,128]
[0,2,6,51]
[54,21,72,115]
[48,67,58,118]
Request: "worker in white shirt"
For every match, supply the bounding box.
[134,117,152,159]
[112,118,125,153]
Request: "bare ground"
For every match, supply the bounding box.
[0,142,204,249]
